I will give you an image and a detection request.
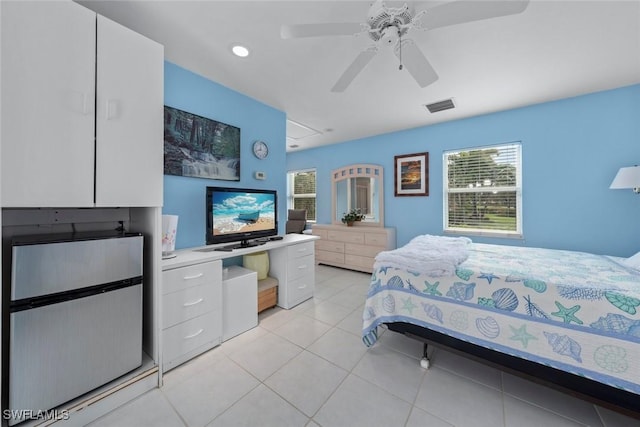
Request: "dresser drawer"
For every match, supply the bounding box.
[316,240,344,253]
[287,241,315,259]
[162,311,221,366]
[163,261,221,295]
[287,275,314,307]
[163,283,218,329]
[327,230,364,244]
[287,253,314,281]
[312,228,328,240]
[317,250,345,264]
[345,243,382,258]
[365,233,388,246]
[345,253,375,272]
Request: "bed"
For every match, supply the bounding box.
[362,236,640,416]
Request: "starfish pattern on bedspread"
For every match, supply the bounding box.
[551,301,584,325]
[509,324,538,348]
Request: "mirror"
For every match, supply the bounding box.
[332,164,384,227]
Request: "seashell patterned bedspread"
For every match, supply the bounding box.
[362,243,640,395]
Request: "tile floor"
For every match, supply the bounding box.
[90,265,639,427]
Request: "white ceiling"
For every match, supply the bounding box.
[78,0,640,152]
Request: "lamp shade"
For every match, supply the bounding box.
[610,166,640,190]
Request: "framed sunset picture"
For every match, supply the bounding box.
[394,152,429,196]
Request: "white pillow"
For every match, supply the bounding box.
[622,251,640,270]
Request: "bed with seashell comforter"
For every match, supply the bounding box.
[362,242,640,413]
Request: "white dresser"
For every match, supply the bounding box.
[161,260,222,371]
[160,234,318,371]
[312,224,396,273]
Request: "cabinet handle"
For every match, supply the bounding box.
[297,283,307,290]
[183,298,204,307]
[183,273,204,280]
[297,248,308,253]
[297,265,308,270]
[184,329,204,339]
[105,99,118,120]
[82,93,90,115]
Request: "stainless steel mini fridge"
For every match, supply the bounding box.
[8,232,143,424]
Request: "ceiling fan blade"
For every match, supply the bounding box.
[394,39,438,88]
[331,47,378,92]
[281,23,363,39]
[423,0,529,31]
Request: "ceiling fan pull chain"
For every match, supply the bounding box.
[398,31,403,70]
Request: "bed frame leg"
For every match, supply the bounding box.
[420,342,430,369]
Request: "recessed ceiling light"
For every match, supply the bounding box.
[231,45,249,58]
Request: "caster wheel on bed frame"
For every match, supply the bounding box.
[420,357,430,369]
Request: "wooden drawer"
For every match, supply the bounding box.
[258,286,277,313]
[163,283,218,328]
[345,242,382,258]
[312,228,328,239]
[163,260,221,294]
[345,253,375,272]
[365,233,388,246]
[316,240,344,253]
[327,230,364,244]
[287,253,314,281]
[287,241,315,259]
[162,311,221,366]
[317,250,345,264]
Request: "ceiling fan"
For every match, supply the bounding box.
[281,0,530,92]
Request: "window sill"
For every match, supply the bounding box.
[444,229,523,240]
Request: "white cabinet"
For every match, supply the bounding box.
[222,266,258,341]
[1,1,163,208]
[162,260,222,371]
[270,241,315,309]
[95,15,164,207]
[312,224,396,273]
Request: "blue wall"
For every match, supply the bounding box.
[163,62,287,249]
[287,84,640,257]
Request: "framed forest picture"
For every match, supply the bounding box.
[163,106,241,181]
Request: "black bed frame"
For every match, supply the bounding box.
[386,322,640,419]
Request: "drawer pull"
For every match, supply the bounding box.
[297,248,308,253]
[184,329,204,339]
[183,298,204,307]
[297,265,308,270]
[183,273,204,280]
[297,283,308,290]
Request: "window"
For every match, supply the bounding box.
[443,142,522,238]
[287,169,316,222]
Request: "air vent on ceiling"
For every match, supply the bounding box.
[425,99,455,113]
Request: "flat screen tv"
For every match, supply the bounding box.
[206,186,278,248]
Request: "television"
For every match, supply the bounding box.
[206,186,278,248]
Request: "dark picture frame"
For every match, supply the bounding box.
[163,105,240,181]
[394,152,429,197]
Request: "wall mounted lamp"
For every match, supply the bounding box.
[610,165,640,194]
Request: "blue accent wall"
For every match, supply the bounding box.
[287,84,640,257]
[163,62,286,249]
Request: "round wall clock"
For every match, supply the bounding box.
[253,140,269,159]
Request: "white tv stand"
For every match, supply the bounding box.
[160,234,318,372]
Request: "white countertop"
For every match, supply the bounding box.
[161,234,319,271]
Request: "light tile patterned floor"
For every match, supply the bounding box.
[90,265,639,427]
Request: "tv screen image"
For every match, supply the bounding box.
[206,187,278,247]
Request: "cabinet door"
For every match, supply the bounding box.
[95,15,164,207]
[1,1,96,207]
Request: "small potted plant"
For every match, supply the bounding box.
[341,208,364,226]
